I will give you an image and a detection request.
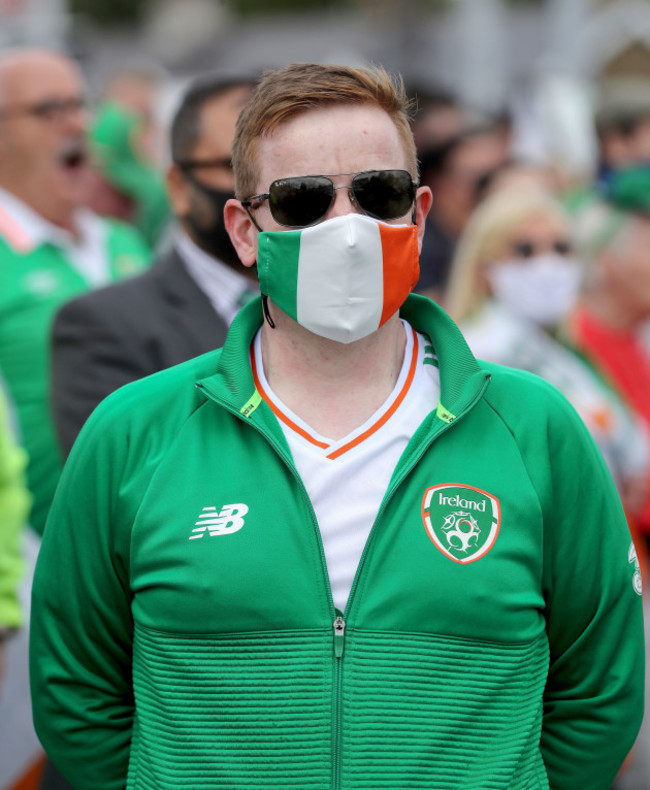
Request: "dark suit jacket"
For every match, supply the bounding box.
[51,247,230,457]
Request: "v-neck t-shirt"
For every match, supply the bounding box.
[251,320,441,611]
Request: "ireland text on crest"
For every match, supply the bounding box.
[421,483,501,564]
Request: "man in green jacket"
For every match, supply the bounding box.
[31,63,644,790]
[0,48,150,534]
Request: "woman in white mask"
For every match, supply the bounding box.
[446,186,650,530]
[446,187,582,330]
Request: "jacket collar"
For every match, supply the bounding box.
[196,293,489,426]
[400,294,488,421]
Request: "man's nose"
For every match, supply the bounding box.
[325,185,362,220]
[65,105,88,135]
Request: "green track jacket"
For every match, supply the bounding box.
[30,295,645,790]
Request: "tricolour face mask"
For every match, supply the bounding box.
[257,213,419,343]
[487,253,582,328]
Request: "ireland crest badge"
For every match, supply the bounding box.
[422,483,501,564]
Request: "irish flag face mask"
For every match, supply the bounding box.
[256,213,420,344]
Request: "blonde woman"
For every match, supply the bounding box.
[446,187,581,328]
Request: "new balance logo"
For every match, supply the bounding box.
[189,503,248,539]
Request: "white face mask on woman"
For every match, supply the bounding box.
[486,253,583,328]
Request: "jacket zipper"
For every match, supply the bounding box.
[332,376,489,789]
[333,615,346,790]
[197,374,489,790]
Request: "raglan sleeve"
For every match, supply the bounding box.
[30,399,135,790]
[537,383,645,789]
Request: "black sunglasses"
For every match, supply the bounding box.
[242,169,417,228]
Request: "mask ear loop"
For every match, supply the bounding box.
[243,202,263,232]
[261,295,275,329]
[242,202,276,329]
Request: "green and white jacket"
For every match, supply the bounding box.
[30,295,645,790]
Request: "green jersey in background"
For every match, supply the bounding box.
[0,218,150,533]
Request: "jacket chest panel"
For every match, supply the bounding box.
[128,402,545,644]
[128,412,331,633]
[350,413,546,642]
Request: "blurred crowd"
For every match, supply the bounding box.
[0,42,649,790]
[410,79,650,567]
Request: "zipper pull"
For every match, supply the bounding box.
[333,616,346,658]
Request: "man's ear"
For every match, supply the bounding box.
[224,199,258,268]
[414,186,433,253]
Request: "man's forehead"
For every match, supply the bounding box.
[266,103,396,138]
[197,88,252,153]
[255,104,407,182]
[200,85,252,119]
[0,52,83,102]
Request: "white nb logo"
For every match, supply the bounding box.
[189,503,248,540]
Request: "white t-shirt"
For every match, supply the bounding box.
[252,320,441,611]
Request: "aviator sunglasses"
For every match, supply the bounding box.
[242,169,417,228]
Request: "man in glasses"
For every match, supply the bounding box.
[0,48,150,537]
[49,75,256,458]
[31,63,644,790]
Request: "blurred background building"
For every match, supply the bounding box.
[0,0,649,172]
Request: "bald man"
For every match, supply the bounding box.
[0,49,150,534]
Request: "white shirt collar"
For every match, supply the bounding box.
[175,227,258,327]
[0,186,112,286]
[0,186,87,251]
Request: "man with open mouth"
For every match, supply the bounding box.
[0,47,151,537]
